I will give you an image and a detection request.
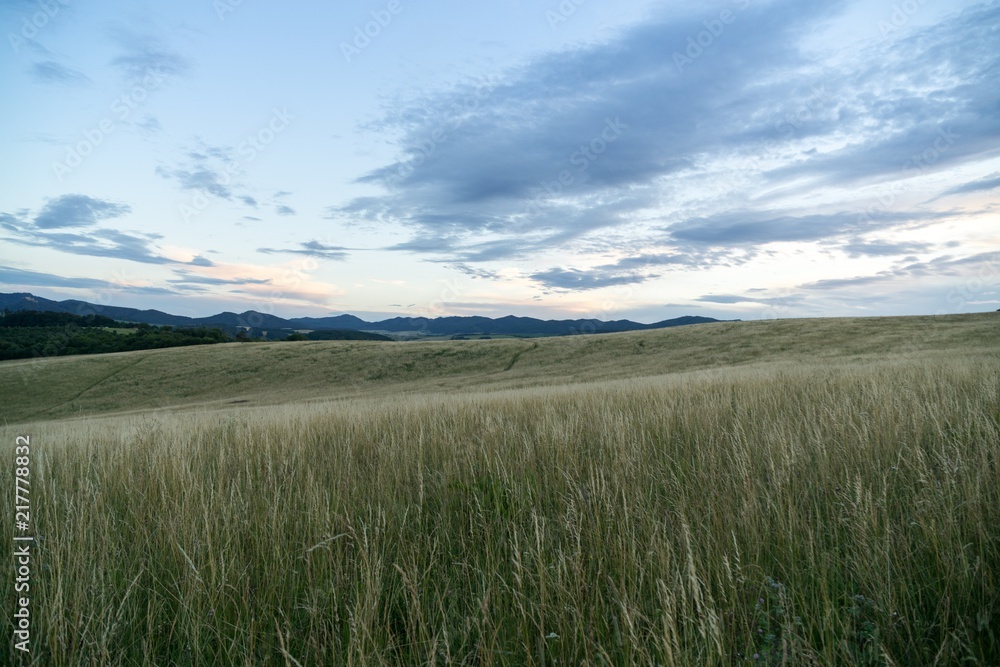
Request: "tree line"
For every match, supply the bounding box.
[0,310,229,361]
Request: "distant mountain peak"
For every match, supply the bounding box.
[0,292,723,337]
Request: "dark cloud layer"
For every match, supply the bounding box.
[530,267,653,291]
[0,265,113,290]
[801,251,1000,291]
[327,0,999,291]
[842,239,933,257]
[108,30,191,85]
[155,164,234,199]
[0,265,179,295]
[665,210,949,246]
[933,172,1000,199]
[32,194,131,229]
[156,141,286,211]
[257,241,350,261]
[2,195,202,267]
[29,60,90,86]
[168,271,271,287]
[697,293,807,307]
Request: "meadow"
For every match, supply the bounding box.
[1,314,998,665]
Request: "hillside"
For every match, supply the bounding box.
[2,312,996,424]
[0,312,997,664]
[0,291,721,337]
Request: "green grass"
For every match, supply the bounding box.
[1,314,998,664]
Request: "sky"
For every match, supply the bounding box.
[1,0,998,323]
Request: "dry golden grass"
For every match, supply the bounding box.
[1,312,997,425]
[1,314,998,664]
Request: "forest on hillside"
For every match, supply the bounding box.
[0,310,229,360]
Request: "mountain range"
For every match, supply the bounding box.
[0,292,724,337]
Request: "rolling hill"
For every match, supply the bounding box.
[1,312,995,424]
[0,312,997,664]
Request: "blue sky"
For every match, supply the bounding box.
[1,0,998,322]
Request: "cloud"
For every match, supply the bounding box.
[449,263,500,280]
[800,251,1000,291]
[135,116,162,133]
[800,275,889,290]
[29,61,90,86]
[155,164,234,199]
[933,172,1000,199]
[275,205,296,216]
[525,248,724,293]
[257,240,350,261]
[2,197,208,266]
[32,194,131,229]
[28,228,172,265]
[324,0,998,276]
[760,4,1000,190]
[109,30,190,85]
[0,265,182,295]
[842,239,933,257]
[609,252,705,270]
[0,265,113,290]
[896,252,1000,277]
[529,267,653,291]
[167,270,271,287]
[697,293,806,307]
[156,141,268,203]
[666,210,948,246]
[330,1,850,250]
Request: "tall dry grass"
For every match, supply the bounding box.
[3,313,997,424]
[2,358,999,664]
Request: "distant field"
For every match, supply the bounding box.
[1,313,997,424]
[1,314,998,664]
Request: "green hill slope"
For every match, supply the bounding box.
[1,313,996,424]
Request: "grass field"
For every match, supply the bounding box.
[1,314,998,664]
